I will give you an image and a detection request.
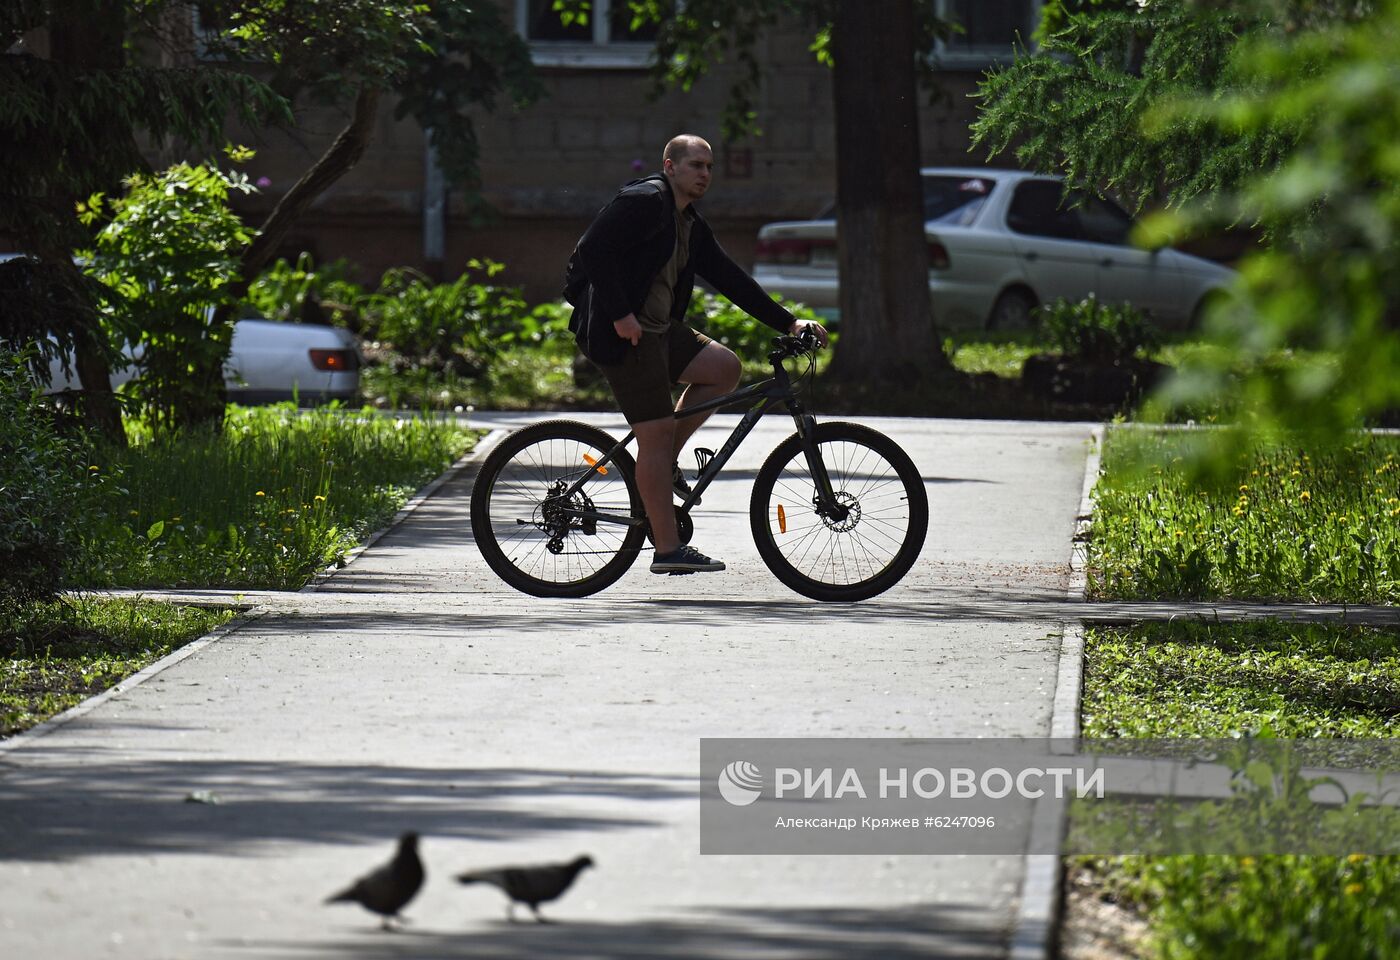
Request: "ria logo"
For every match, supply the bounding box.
[717,760,764,806]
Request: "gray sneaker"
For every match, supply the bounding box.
[650,544,726,575]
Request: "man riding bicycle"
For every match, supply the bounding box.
[567,134,828,575]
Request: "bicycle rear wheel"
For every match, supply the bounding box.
[470,420,645,597]
[750,422,927,602]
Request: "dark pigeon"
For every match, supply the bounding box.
[325,832,425,930]
[455,854,594,922]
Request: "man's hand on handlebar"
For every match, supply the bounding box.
[788,318,829,348]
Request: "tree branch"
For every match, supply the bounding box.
[233,85,381,298]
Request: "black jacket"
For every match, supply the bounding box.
[567,175,794,364]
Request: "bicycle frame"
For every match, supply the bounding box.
[558,345,841,530]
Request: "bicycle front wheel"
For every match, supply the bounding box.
[750,422,927,602]
[470,419,645,597]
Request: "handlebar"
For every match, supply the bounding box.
[768,326,822,364]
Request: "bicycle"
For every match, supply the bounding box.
[469,329,928,602]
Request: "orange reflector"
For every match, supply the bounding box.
[777,504,787,534]
[583,453,608,475]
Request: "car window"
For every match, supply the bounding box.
[1075,194,1134,245]
[922,176,995,225]
[1006,180,1084,241]
[810,175,995,224]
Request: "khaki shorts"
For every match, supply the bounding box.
[597,324,713,424]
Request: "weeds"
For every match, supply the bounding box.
[1090,429,1400,602]
[69,404,477,589]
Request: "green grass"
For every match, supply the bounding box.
[0,597,234,737]
[1090,429,1400,603]
[71,404,479,590]
[1082,620,1400,740]
[1076,619,1400,958]
[1076,425,1400,958]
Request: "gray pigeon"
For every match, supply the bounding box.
[325,832,425,930]
[455,854,594,922]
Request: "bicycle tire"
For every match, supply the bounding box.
[749,422,927,602]
[470,419,645,597]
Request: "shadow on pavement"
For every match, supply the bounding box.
[0,759,688,864]
[230,903,1006,959]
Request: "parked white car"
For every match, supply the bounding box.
[1,253,361,404]
[753,168,1237,330]
[42,315,362,405]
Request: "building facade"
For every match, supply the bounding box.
[226,0,1044,300]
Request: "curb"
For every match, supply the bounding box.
[7,424,502,753]
[301,427,506,592]
[0,607,264,755]
[1008,423,1103,960]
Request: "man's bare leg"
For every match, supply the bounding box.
[673,342,741,460]
[632,416,680,554]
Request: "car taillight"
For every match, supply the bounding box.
[309,348,360,372]
[928,241,951,270]
[755,237,835,265]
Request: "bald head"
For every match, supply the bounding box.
[663,135,711,167]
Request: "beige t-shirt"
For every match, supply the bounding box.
[637,204,694,333]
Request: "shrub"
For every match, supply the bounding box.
[686,291,827,363]
[79,157,255,432]
[1038,295,1160,365]
[359,260,528,369]
[0,349,86,609]
[245,253,368,329]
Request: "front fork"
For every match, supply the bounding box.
[791,410,848,521]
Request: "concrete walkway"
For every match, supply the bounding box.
[1,415,1103,958]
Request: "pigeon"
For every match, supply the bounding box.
[325,832,425,930]
[455,854,594,923]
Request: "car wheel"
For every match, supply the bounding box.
[987,288,1037,331]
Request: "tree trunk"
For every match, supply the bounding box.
[46,0,134,444]
[827,0,950,381]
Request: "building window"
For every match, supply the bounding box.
[936,0,1041,68]
[517,0,661,68]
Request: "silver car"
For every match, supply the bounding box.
[753,168,1236,329]
[42,314,361,404]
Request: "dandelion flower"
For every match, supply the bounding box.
[1299,491,1311,503]
[1345,882,1364,896]
[255,490,266,497]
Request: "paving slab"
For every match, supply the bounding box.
[0,414,1095,959]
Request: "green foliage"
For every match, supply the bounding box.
[359,261,528,368]
[1033,0,1136,46]
[1146,854,1400,960]
[78,158,255,433]
[1090,428,1400,603]
[0,349,85,609]
[1134,0,1400,445]
[1037,295,1160,364]
[973,1,1302,217]
[0,4,288,255]
[686,291,826,363]
[976,0,1400,449]
[245,253,367,329]
[68,405,475,590]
